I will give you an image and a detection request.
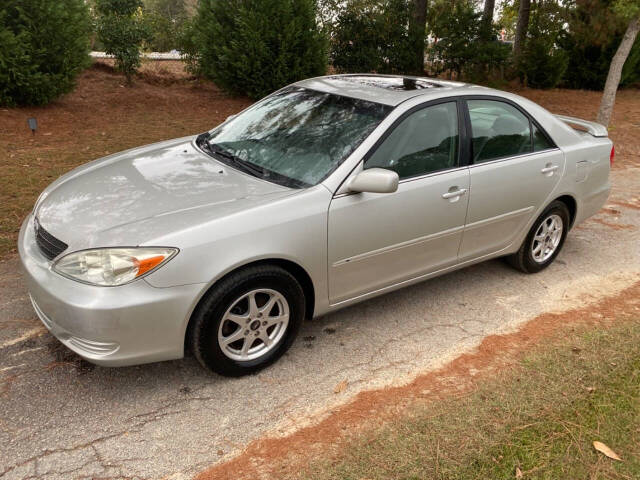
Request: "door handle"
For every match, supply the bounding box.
[541,165,559,175]
[442,188,467,199]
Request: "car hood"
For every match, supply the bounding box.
[35,136,294,250]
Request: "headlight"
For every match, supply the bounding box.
[52,247,178,286]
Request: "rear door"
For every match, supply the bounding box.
[459,97,565,261]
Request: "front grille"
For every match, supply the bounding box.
[34,219,68,260]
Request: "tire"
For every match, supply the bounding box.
[188,265,305,376]
[507,200,570,274]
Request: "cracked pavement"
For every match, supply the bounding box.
[1,168,639,480]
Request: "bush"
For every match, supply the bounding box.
[427,0,510,81]
[0,0,91,106]
[95,0,151,84]
[331,0,414,74]
[186,0,327,99]
[516,0,568,88]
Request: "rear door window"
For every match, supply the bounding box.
[467,100,532,163]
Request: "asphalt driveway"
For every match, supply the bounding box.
[1,168,639,480]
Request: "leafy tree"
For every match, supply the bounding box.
[0,0,91,106]
[596,0,640,125]
[95,0,151,84]
[427,0,509,81]
[331,0,415,74]
[516,0,568,88]
[561,0,640,90]
[143,0,187,52]
[186,0,326,99]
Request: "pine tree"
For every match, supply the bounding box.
[0,0,91,106]
[189,0,327,99]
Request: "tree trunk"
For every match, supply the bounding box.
[513,0,531,58]
[596,17,640,127]
[481,0,496,39]
[408,0,428,74]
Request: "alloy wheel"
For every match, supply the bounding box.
[217,289,290,361]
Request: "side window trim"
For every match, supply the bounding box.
[461,95,558,165]
[362,97,465,179]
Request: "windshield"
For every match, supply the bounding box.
[202,87,392,188]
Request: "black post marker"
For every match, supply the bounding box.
[28,117,37,135]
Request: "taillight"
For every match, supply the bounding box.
[610,145,615,167]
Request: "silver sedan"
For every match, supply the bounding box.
[19,75,612,376]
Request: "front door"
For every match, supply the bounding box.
[459,98,566,260]
[328,101,470,304]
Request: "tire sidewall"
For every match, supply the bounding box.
[522,202,570,273]
[193,268,305,376]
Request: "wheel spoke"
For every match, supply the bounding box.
[265,313,289,328]
[248,292,259,317]
[225,313,249,326]
[259,295,277,316]
[241,337,254,355]
[221,328,244,346]
[261,333,273,347]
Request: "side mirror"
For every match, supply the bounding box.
[348,168,399,194]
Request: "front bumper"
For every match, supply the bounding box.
[18,215,205,366]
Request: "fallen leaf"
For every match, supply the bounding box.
[334,379,348,394]
[593,441,622,461]
[515,466,523,478]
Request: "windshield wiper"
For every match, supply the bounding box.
[208,142,269,180]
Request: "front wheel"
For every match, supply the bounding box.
[507,201,570,274]
[188,265,305,376]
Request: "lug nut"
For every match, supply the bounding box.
[262,321,267,326]
[244,330,249,335]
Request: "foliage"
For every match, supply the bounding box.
[561,0,640,89]
[331,0,415,74]
[516,0,568,88]
[185,0,327,99]
[95,0,151,83]
[427,0,510,81]
[0,0,91,106]
[143,0,187,52]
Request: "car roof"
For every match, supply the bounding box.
[295,74,476,106]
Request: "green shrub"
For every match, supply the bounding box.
[186,0,327,99]
[516,0,568,88]
[0,0,91,106]
[331,0,414,74]
[95,0,151,84]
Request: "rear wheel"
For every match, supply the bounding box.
[507,201,570,274]
[188,265,305,376]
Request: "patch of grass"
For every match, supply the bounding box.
[305,321,640,479]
